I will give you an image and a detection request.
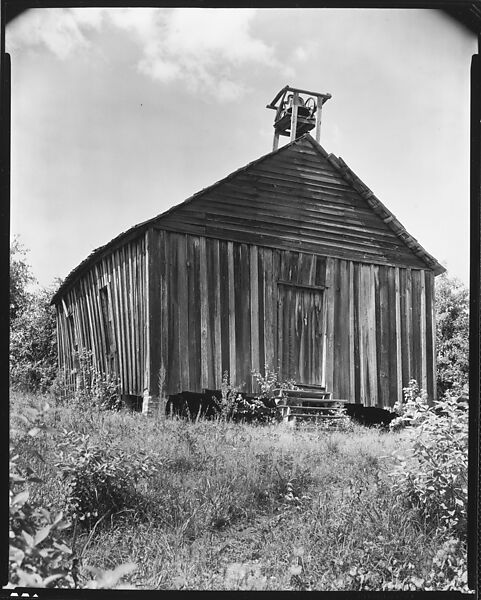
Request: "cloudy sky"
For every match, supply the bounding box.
[6,8,477,288]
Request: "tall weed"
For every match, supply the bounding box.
[54,349,120,410]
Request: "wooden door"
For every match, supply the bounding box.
[277,284,326,387]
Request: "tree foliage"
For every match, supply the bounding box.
[9,237,60,393]
[10,236,36,322]
[434,273,469,397]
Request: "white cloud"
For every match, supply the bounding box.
[113,8,277,100]
[6,7,278,101]
[165,9,274,66]
[293,40,319,62]
[6,8,103,59]
[106,7,159,39]
[294,46,308,61]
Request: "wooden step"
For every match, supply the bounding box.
[287,412,343,419]
[281,399,345,407]
[274,388,348,425]
[279,405,346,424]
[273,389,334,400]
[276,405,343,412]
[283,414,344,424]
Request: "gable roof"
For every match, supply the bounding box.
[52,134,445,304]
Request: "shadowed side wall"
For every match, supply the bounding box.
[55,236,148,398]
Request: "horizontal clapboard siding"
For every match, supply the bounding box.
[148,230,435,406]
[158,138,427,270]
[56,236,148,397]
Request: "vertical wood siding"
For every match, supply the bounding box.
[151,231,331,395]
[56,236,147,397]
[149,230,436,406]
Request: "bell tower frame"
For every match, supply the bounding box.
[266,85,332,151]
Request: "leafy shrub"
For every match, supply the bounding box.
[422,538,469,592]
[9,479,136,590]
[212,372,281,423]
[389,383,468,537]
[389,379,430,430]
[251,366,298,400]
[9,452,74,588]
[229,394,280,423]
[55,431,158,529]
[326,404,354,431]
[379,538,469,592]
[9,401,136,589]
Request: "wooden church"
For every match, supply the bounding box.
[52,86,445,412]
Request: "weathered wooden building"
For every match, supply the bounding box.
[52,88,445,411]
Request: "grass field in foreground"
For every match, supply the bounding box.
[10,390,467,591]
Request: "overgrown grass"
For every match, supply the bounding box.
[9,390,469,591]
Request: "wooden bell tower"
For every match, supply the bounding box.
[266,85,332,151]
